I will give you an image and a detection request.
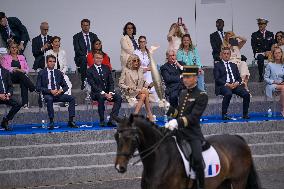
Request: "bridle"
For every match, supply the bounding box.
[115,126,171,165]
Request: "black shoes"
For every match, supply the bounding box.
[48,122,55,130]
[1,119,12,131]
[68,121,79,128]
[107,121,116,127]
[222,114,232,120]
[242,115,250,119]
[99,122,105,127]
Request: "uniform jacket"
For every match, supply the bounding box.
[251,30,274,56]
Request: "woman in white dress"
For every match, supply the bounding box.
[167,20,188,52]
[45,36,72,95]
[222,31,250,91]
[134,36,158,101]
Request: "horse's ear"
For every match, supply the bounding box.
[113,116,123,123]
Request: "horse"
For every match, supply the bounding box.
[114,114,261,189]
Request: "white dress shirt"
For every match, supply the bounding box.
[223,61,235,83]
[47,69,57,90]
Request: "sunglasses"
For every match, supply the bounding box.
[132,59,140,62]
[258,23,266,25]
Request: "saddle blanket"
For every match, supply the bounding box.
[173,136,221,179]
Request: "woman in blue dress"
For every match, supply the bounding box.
[177,34,205,91]
[264,46,284,115]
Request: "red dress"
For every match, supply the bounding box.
[87,52,112,70]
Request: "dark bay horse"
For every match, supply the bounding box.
[114,114,261,189]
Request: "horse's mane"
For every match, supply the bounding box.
[131,114,166,137]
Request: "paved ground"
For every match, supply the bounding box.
[19,168,284,189]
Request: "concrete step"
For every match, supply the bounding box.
[0,120,283,147]
[249,142,284,155]
[0,163,143,189]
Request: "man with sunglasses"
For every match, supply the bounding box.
[32,22,52,71]
[251,18,274,82]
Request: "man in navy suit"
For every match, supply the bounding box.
[87,51,121,127]
[210,19,225,63]
[32,22,52,70]
[160,50,185,108]
[0,12,30,54]
[251,18,274,82]
[36,55,78,130]
[0,65,21,131]
[73,19,98,90]
[213,47,250,120]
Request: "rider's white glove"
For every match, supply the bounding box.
[165,119,178,131]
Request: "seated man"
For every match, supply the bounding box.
[160,49,184,108]
[36,54,78,130]
[213,47,250,120]
[0,65,21,131]
[251,18,274,82]
[86,51,122,126]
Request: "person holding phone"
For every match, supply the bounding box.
[167,17,188,52]
[222,31,250,91]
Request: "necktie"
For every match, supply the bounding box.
[225,62,233,83]
[220,31,224,39]
[44,36,47,44]
[85,34,91,52]
[50,71,56,90]
[98,66,103,77]
[0,70,6,94]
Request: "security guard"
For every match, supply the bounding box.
[165,65,208,189]
[251,18,274,82]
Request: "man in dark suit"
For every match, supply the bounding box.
[32,22,52,70]
[160,50,185,108]
[251,18,275,82]
[0,12,30,54]
[36,55,78,130]
[87,51,121,127]
[0,65,21,131]
[73,19,98,90]
[213,47,250,120]
[210,19,225,63]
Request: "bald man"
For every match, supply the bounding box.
[32,22,52,70]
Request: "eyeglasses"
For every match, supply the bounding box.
[132,59,140,62]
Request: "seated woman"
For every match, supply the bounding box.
[222,31,250,91]
[119,54,155,121]
[264,46,284,115]
[177,34,205,91]
[87,38,112,70]
[134,36,158,101]
[45,36,72,96]
[1,41,35,108]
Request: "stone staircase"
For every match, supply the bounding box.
[0,65,283,188]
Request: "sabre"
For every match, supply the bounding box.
[149,46,170,117]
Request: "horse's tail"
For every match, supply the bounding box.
[246,162,262,189]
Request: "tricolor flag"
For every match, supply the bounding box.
[208,164,220,176]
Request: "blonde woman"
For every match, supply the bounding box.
[222,31,250,91]
[264,47,284,115]
[119,54,154,121]
[167,21,188,52]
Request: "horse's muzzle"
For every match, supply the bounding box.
[115,164,127,173]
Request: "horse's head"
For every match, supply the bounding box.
[114,114,140,173]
